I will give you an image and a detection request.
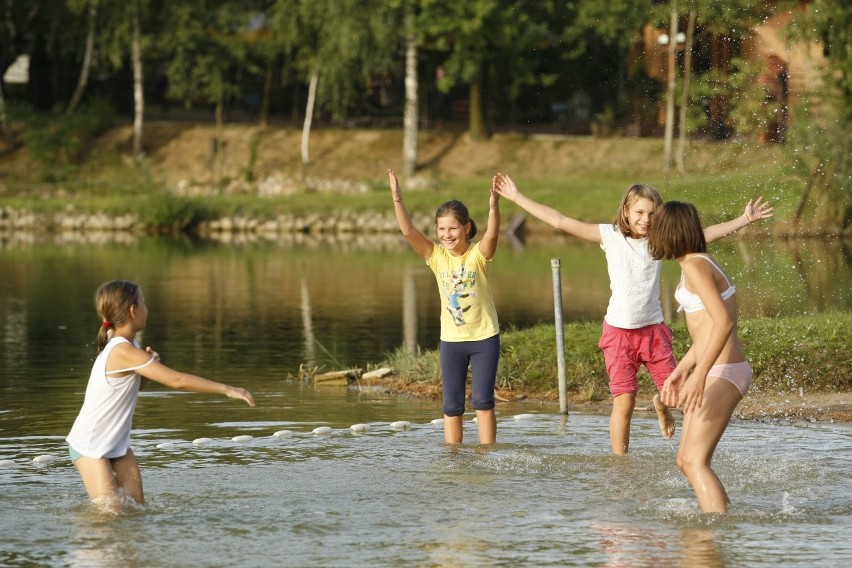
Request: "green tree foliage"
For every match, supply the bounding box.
[419,0,555,139]
[786,0,850,232]
[268,0,396,123]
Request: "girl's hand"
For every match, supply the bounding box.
[388,169,402,203]
[493,173,520,202]
[744,196,774,223]
[490,174,501,208]
[225,386,256,407]
[678,374,705,414]
[660,368,688,407]
[145,346,161,362]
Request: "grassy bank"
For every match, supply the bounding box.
[378,312,852,401]
[0,124,815,235]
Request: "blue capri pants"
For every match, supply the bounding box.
[439,334,500,417]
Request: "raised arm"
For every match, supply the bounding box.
[388,169,434,260]
[493,173,601,243]
[704,197,773,243]
[478,175,501,260]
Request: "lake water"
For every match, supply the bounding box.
[1,234,851,566]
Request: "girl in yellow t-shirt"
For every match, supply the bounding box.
[388,169,501,444]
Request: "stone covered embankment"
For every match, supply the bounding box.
[0,207,436,238]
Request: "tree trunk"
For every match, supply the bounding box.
[676,11,696,173]
[215,98,224,185]
[402,11,418,177]
[66,0,97,115]
[0,81,11,144]
[131,0,145,159]
[663,7,678,172]
[468,76,488,141]
[260,56,273,128]
[301,71,318,168]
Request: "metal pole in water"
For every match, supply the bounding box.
[551,258,568,414]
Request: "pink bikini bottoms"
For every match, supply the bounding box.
[708,361,753,395]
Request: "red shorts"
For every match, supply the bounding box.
[598,321,676,397]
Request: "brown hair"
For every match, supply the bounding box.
[435,199,477,241]
[613,184,663,236]
[95,280,142,352]
[648,201,707,260]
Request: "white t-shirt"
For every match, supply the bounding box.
[599,224,663,329]
[67,337,150,459]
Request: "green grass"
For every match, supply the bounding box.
[379,312,852,397]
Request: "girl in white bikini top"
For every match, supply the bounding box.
[674,254,736,313]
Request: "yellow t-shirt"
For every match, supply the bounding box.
[427,242,499,342]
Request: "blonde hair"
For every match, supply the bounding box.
[647,201,707,260]
[613,184,663,236]
[95,280,142,352]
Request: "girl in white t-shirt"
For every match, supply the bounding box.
[493,174,771,454]
[67,280,255,513]
[388,169,501,445]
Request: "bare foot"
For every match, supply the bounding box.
[653,394,676,439]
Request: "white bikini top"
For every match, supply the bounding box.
[675,254,736,313]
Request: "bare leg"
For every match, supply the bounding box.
[443,414,463,444]
[610,393,636,455]
[653,393,676,439]
[475,409,496,445]
[75,456,123,513]
[677,378,742,513]
[111,449,144,505]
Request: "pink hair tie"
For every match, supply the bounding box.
[102,321,111,328]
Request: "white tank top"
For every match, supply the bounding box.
[66,337,153,459]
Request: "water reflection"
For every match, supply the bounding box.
[0,233,848,376]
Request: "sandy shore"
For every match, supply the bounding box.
[357,377,851,424]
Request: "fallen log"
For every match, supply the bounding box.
[313,368,362,386]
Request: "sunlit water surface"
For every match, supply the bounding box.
[1,236,850,566]
[1,381,851,567]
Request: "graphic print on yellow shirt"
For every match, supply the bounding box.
[428,242,499,342]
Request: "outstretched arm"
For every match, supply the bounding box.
[478,175,501,260]
[109,343,255,406]
[704,197,773,243]
[493,173,601,243]
[388,169,434,260]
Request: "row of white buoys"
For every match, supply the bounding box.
[3,414,543,466]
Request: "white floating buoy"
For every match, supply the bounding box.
[32,455,56,464]
[272,430,294,438]
[156,442,177,449]
[312,426,333,435]
[231,435,253,442]
[0,459,16,467]
[390,421,411,431]
[513,413,535,421]
[192,438,213,446]
[350,424,370,433]
[431,418,444,425]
